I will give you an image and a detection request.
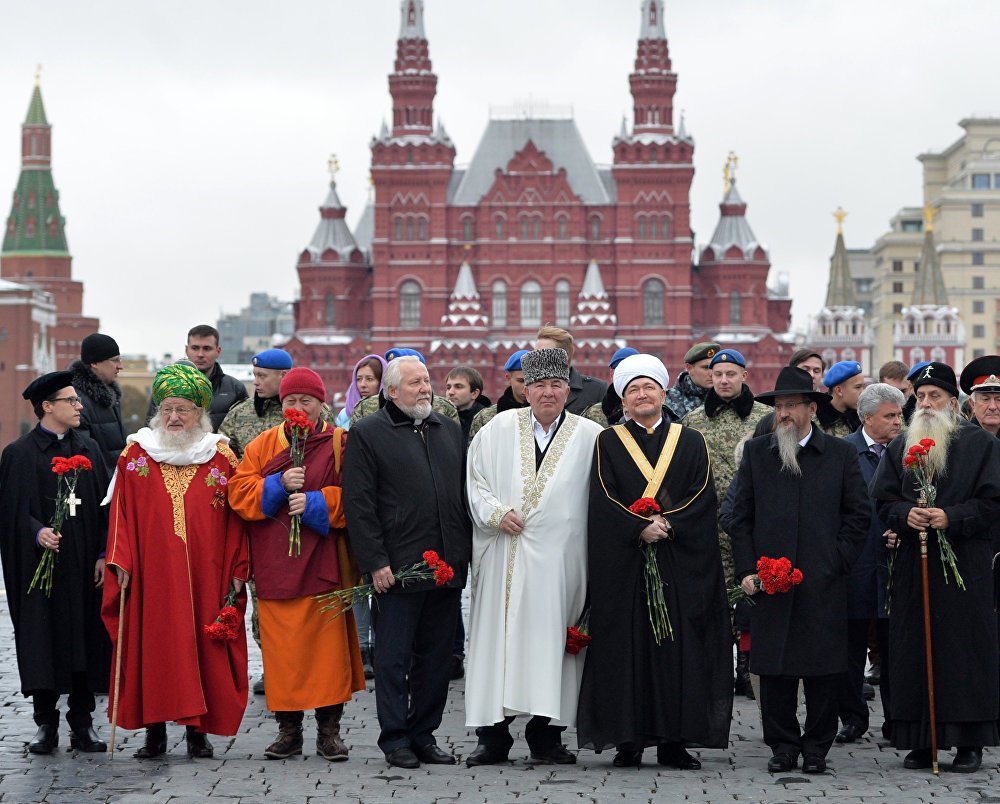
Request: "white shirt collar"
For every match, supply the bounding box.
[798,427,813,448]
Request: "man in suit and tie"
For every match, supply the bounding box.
[836,383,904,745]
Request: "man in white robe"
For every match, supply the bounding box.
[465,348,602,766]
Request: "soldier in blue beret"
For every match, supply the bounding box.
[819,361,864,437]
[467,350,531,444]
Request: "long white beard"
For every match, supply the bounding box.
[774,422,802,476]
[150,410,212,451]
[905,406,957,479]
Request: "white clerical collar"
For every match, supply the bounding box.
[798,428,813,448]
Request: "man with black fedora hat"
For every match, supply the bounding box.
[728,366,869,774]
[71,333,126,472]
[961,355,1000,438]
[0,371,111,754]
[871,361,1000,773]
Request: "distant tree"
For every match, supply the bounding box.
[121,386,150,436]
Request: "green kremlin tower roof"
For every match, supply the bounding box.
[2,82,69,256]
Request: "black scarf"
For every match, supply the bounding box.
[704,384,756,420]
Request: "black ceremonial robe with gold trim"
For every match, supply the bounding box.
[577,416,733,751]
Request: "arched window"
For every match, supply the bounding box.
[520,280,542,328]
[521,217,530,239]
[533,217,541,239]
[555,280,571,326]
[394,216,403,240]
[730,291,742,325]
[660,217,670,240]
[492,279,507,328]
[495,216,504,239]
[462,218,473,241]
[557,216,568,239]
[909,347,926,364]
[405,218,414,241]
[417,217,427,240]
[324,293,336,326]
[642,278,664,325]
[590,216,600,240]
[637,216,646,239]
[400,281,421,328]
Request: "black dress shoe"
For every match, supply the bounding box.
[252,675,265,695]
[656,743,701,770]
[70,726,107,753]
[185,727,214,759]
[612,749,642,767]
[865,663,881,685]
[385,747,420,769]
[134,723,167,759]
[767,753,797,772]
[449,655,465,680]
[413,742,456,765]
[802,753,826,774]
[466,744,509,767]
[28,724,58,755]
[952,747,983,773]
[835,723,865,743]
[529,744,576,764]
[903,748,932,769]
[863,683,876,701]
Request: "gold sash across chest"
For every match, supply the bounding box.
[612,422,682,499]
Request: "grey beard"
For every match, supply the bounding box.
[775,422,802,476]
[150,410,212,450]
[905,406,957,479]
[396,399,432,421]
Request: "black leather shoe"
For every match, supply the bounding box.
[865,663,881,685]
[657,744,701,770]
[252,675,265,695]
[185,727,214,759]
[835,723,865,743]
[466,744,509,767]
[903,748,932,769]
[413,743,456,765]
[863,683,876,701]
[952,747,983,773]
[767,753,797,772]
[385,747,420,769]
[529,744,577,764]
[134,723,167,759]
[70,726,107,753]
[612,749,642,767]
[28,724,58,755]
[802,753,826,773]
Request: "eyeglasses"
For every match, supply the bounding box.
[160,405,197,417]
[774,401,808,412]
[49,396,82,406]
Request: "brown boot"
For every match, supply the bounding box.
[264,711,303,759]
[315,704,348,761]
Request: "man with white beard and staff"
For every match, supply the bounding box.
[871,361,1000,773]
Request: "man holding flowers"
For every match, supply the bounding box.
[871,361,1000,773]
[0,371,111,754]
[229,366,365,761]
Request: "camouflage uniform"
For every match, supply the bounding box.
[665,371,710,420]
[816,402,860,439]
[581,402,609,428]
[682,389,771,586]
[349,392,459,429]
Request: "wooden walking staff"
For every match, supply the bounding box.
[916,490,939,776]
[108,580,126,759]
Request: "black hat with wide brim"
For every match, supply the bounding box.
[755,366,832,406]
[960,355,1000,395]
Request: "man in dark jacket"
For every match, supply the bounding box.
[728,366,869,774]
[836,383,903,746]
[343,356,471,770]
[535,326,606,415]
[71,333,126,472]
[445,366,491,446]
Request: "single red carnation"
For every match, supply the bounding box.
[919,438,935,448]
[565,626,592,655]
[203,621,229,641]
[433,563,455,586]
[629,497,661,517]
[51,457,71,475]
[69,455,93,471]
[219,606,241,629]
[422,550,442,568]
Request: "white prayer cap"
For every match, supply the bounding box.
[613,354,670,398]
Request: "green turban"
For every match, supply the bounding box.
[152,363,213,410]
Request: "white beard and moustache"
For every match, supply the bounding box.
[905,404,958,479]
[150,409,213,451]
[396,399,433,421]
[774,421,802,476]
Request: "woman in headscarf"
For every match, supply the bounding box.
[335,355,387,429]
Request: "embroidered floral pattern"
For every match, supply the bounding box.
[160,464,200,543]
[126,455,149,477]
[205,466,228,487]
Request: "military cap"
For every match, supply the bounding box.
[960,355,1000,395]
[911,361,958,398]
[823,360,862,389]
[710,348,746,368]
[683,342,721,365]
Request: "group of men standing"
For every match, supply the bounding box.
[2,321,999,779]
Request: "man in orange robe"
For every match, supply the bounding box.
[102,362,249,759]
[229,367,365,761]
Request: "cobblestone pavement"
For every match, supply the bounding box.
[1,592,998,803]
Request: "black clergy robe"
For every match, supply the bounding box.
[871,421,1000,750]
[577,415,732,751]
[0,426,111,696]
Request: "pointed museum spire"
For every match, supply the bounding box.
[390,0,436,137]
[571,260,616,327]
[911,205,949,306]
[630,0,676,135]
[824,207,857,307]
[306,157,358,261]
[441,255,487,328]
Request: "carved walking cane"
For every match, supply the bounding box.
[916,489,939,776]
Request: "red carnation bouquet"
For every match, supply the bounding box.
[203,585,242,642]
[728,555,803,607]
[315,550,456,619]
[29,455,93,597]
[283,408,314,558]
[565,607,591,655]
[629,496,674,644]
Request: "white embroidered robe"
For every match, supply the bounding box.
[465,408,602,727]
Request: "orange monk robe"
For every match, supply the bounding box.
[229,422,364,712]
[102,442,249,735]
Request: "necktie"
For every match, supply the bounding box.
[871,442,885,460]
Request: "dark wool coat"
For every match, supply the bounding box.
[728,425,869,677]
[567,367,607,416]
[343,400,471,592]
[71,359,126,471]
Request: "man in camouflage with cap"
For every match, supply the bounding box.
[665,342,719,419]
[220,349,293,459]
[349,347,460,428]
[468,350,531,444]
[818,360,864,437]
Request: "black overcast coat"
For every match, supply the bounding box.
[728,425,869,677]
[70,360,126,472]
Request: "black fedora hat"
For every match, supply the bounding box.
[755,366,831,406]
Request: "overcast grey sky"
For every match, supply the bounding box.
[1,1,996,359]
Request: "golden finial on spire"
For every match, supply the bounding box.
[327,153,340,180]
[723,152,738,193]
[833,206,848,235]
[35,64,42,87]
[923,203,936,232]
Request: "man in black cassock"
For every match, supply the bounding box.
[0,371,111,754]
[871,361,1000,773]
[728,366,868,775]
[577,354,732,769]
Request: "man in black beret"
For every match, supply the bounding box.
[0,372,111,754]
[71,333,126,471]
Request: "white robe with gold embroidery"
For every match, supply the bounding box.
[465,408,602,727]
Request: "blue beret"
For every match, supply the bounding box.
[251,348,293,370]
[504,349,530,372]
[384,347,425,364]
[823,360,862,388]
[609,347,640,369]
[907,361,931,381]
[710,348,746,368]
